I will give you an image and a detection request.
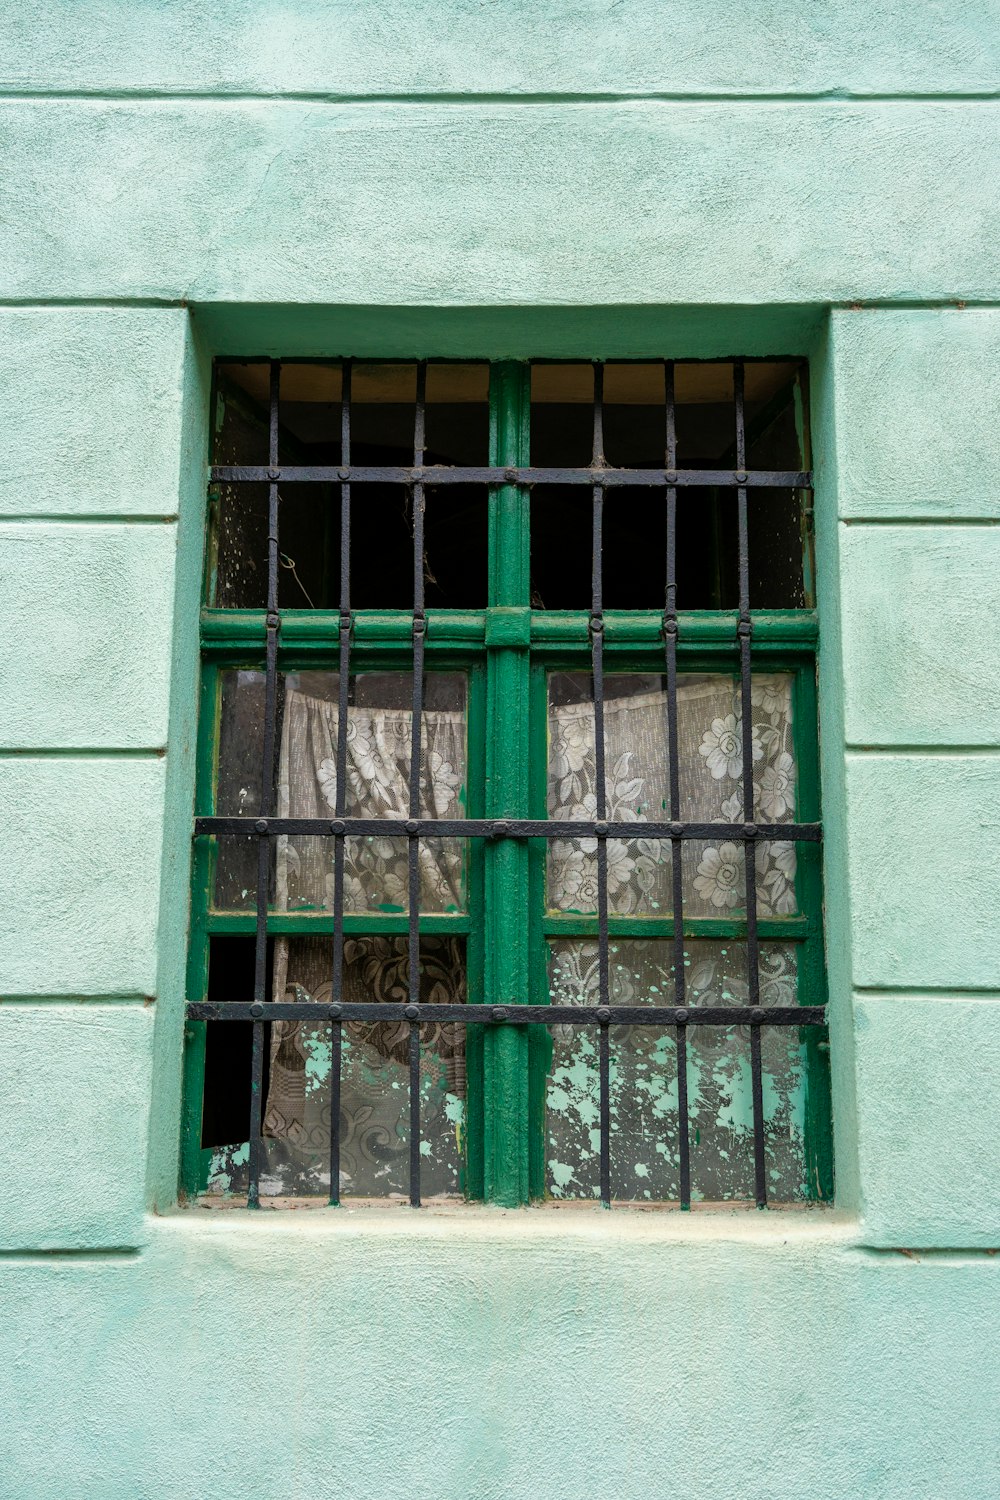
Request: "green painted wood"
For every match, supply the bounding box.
[542,914,813,940]
[204,912,472,934]
[200,607,818,652]
[180,665,219,1197]
[482,362,532,1205]
[791,662,832,1201]
[183,356,829,1209]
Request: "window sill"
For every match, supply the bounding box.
[164,1197,855,1248]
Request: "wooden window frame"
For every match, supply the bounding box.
[181,359,832,1207]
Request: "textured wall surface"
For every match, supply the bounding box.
[2,4,999,1496]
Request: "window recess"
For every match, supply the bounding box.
[184,357,831,1210]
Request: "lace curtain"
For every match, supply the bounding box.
[547,673,797,920]
[261,687,467,1194]
[244,673,796,1198]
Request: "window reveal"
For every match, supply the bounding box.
[184,358,831,1209]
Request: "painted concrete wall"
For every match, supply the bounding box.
[1,6,999,1496]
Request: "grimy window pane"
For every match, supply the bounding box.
[527,361,809,610]
[547,671,798,917]
[213,670,468,914]
[204,935,467,1200]
[546,940,809,1203]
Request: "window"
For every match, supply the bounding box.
[183,358,832,1209]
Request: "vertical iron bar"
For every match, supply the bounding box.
[598,1016,611,1207]
[408,362,427,1208]
[591,362,611,1207]
[329,1013,343,1205]
[249,358,282,1209]
[663,360,691,1209]
[735,361,767,1208]
[329,360,352,1206]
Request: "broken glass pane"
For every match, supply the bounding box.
[205,935,467,1200]
[545,939,809,1203]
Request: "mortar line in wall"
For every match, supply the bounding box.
[3,299,1000,315]
[2,89,1000,105]
[840,517,1000,527]
[0,514,178,524]
[853,986,1000,1000]
[0,747,167,759]
[855,1247,1000,1261]
[0,1247,143,1262]
[844,744,1000,757]
[0,994,152,1006]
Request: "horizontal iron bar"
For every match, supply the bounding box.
[186,1002,825,1026]
[211,465,811,489]
[195,817,822,841]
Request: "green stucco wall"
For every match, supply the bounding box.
[2,6,999,1496]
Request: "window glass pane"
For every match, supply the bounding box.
[213,362,270,466]
[530,363,593,465]
[203,934,466,1200]
[277,361,342,466]
[545,939,808,1202]
[602,362,667,469]
[546,671,798,917]
[212,670,468,913]
[209,361,489,608]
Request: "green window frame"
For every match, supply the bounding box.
[182,359,832,1208]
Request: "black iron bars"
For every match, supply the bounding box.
[407,363,428,1208]
[662,360,692,1211]
[246,359,282,1210]
[212,464,809,489]
[588,364,614,1208]
[327,360,353,1207]
[734,360,768,1208]
[198,358,823,1210]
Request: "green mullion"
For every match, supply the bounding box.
[482,361,533,1206]
[793,658,833,1201]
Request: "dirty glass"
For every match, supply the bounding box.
[209,360,490,609]
[212,669,468,913]
[205,935,467,1200]
[528,360,809,609]
[546,671,798,918]
[545,939,808,1202]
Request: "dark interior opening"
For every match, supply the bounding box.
[211,359,810,615]
[528,361,808,610]
[201,936,272,1150]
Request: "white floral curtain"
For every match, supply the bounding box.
[253,672,797,1194]
[264,687,466,1167]
[547,673,797,919]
